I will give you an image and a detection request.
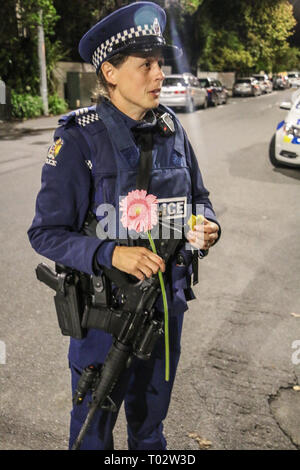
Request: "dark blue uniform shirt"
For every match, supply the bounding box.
[28,100,220,366]
[28,100,219,272]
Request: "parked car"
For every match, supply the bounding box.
[232,77,262,97]
[252,74,273,93]
[160,73,208,112]
[272,74,290,90]
[287,71,300,88]
[269,89,300,168]
[198,77,228,106]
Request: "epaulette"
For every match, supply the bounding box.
[58,105,101,128]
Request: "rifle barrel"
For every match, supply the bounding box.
[71,339,132,450]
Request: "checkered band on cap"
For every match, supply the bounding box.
[92,22,162,70]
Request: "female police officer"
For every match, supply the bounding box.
[28,2,220,450]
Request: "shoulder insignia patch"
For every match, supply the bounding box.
[45,137,64,166]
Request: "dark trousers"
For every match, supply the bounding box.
[69,311,184,450]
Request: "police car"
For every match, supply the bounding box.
[269,90,300,168]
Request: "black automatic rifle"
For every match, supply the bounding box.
[35,236,183,450]
[71,235,182,450]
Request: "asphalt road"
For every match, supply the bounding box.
[0,89,299,450]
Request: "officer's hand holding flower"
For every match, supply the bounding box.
[186,217,219,251]
[112,246,165,281]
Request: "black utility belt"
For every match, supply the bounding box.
[35,262,165,362]
[35,262,162,341]
[35,240,197,340]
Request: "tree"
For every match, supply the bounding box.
[244,0,296,73]
[0,0,61,94]
[1,0,297,93]
[194,0,297,74]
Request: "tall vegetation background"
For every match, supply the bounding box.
[0,0,299,117]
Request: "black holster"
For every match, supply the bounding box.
[36,263,87,339]
[35,261,123,339]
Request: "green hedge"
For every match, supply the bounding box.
[11,91,43,119]
[48,93,68,115]
[11,91,68,119]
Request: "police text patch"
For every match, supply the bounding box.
[157,196,187,219]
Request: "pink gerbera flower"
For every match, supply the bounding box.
[119,188,170,382]
[120,189,158,233]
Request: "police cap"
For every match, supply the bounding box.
[79,1,182,74]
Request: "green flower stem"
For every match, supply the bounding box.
[147,230,169,382]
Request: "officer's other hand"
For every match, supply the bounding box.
[112,246,166,281]
[186,217,219,250]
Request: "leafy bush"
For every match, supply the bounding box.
[11,91,43,119]
[10,91,68,119]
[48,93,67,115]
